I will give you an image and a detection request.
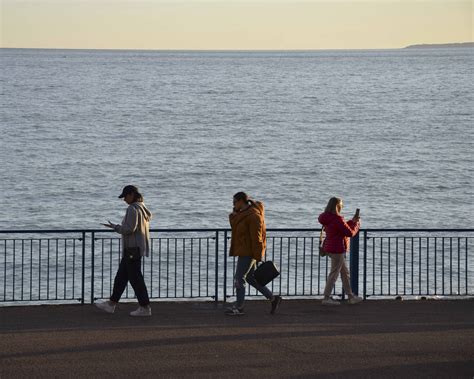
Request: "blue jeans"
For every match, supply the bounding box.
[235,256,273,309]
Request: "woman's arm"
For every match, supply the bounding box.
[249,213,265,261]
[334,216,360,237]
[114,206,138,235]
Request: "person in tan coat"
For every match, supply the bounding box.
[225,192,282,316]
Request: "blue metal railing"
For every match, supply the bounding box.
[0,228,472,305]
[358,230,473,298]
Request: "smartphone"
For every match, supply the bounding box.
[355,208,360,218]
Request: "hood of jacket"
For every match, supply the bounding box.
[132,202,152,222]
[230,201,265,227]
[318,211,342,226]
[251,201,265,218]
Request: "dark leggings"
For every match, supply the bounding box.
[110,256,150,306]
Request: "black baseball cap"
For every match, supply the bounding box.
[118,185,138,198]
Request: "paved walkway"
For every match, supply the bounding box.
[1,299,473,378]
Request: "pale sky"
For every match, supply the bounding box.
[1,0,472,50]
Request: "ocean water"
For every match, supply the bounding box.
[1,48,473,230]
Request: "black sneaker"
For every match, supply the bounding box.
[225,306,245,316]
[271,295,282,314]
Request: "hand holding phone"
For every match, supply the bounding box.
[101,220,115,228]
[353,208,360,222]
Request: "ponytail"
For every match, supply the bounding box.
[133,192,144,202]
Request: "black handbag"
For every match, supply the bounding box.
[254,261,280,286]
[124,246,141,261]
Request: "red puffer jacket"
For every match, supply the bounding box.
[318,212,360,254]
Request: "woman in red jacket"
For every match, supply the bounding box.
[319,197,363,306]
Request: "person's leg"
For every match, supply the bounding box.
[340,255,354,298]
[246,261,274,300]
[323,254,344,299]
[127,257,150,307]
[234,256,253,309]
[110,257,129,303]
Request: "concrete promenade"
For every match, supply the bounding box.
[1,299,473,378]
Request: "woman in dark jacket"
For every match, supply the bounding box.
[319,197,362,306]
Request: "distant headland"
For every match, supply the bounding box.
[404,42,474,49]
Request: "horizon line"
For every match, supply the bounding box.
[1,47,404,52]
[2,42,473,52]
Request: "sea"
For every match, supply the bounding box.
[1,48,473,230]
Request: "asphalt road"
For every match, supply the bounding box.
[1,299,473,378]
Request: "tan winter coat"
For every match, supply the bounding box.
[229,201,267,262]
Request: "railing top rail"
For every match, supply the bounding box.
[0,228,473,234]
[0,229,229,234]
[362,229,474,232]
[0,228,321,234]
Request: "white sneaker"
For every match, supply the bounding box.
[95,301,116,314]
[322,298,340,306]
[130,306,152,317]
[348,296,363,305]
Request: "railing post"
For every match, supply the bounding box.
[81,231,86,305]
[90,232,95,304]
[223,230,228,303]
[214,231,219,303]
[363,231,367,299]
[350,232,360,296]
